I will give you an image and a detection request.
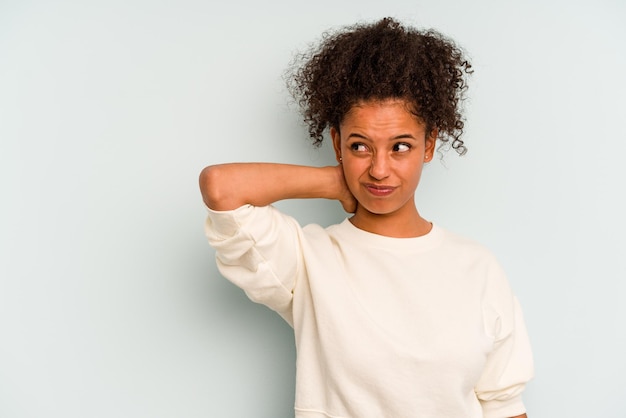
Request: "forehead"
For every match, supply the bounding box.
[341,99,426,132]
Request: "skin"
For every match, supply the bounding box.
[200,98,437,239]
[200,163,351,212]
[199,98,528,418]
[331,99,436,238]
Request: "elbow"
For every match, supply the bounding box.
[199,165,227,210]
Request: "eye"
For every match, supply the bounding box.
[350,143,368,152]
[393,143,411,152]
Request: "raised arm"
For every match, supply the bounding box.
[199,163,356,212]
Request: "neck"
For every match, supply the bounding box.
[349,203,432,238]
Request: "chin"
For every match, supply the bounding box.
[358,202,399,216]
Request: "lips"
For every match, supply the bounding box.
[364,183,397,197]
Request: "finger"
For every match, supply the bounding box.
[344,197,358,214]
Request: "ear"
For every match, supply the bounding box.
[425,128,438,159]
[330,126,342,163]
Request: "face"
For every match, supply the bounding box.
[331,99,436,223]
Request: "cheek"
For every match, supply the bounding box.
[341,162,357,183]
[341,161,365,190]
[407,163,425,184]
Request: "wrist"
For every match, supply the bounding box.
[323,165,345,201]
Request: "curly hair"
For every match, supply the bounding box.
[286,17,472,155]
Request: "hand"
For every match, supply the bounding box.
[333,165,358,213]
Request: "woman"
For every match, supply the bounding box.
[200,18,533,418]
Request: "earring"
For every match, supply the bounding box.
[339,156,342,164]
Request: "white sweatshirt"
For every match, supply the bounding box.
[205,204,533,418]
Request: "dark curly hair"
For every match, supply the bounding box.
[286,17,472,155]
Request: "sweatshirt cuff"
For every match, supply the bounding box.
[205,204,255,238]
[480,395,526,418]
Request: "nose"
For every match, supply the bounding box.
[369,153,390,180]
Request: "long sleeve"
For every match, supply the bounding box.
[204,204,303,325]
[476,261,534,418]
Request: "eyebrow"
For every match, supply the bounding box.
[347,133,417,140]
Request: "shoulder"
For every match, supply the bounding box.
[299,218,348,248]
[436,225,500,263]
[434,226,515,297]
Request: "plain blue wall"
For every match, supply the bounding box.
[1,0,625,416]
